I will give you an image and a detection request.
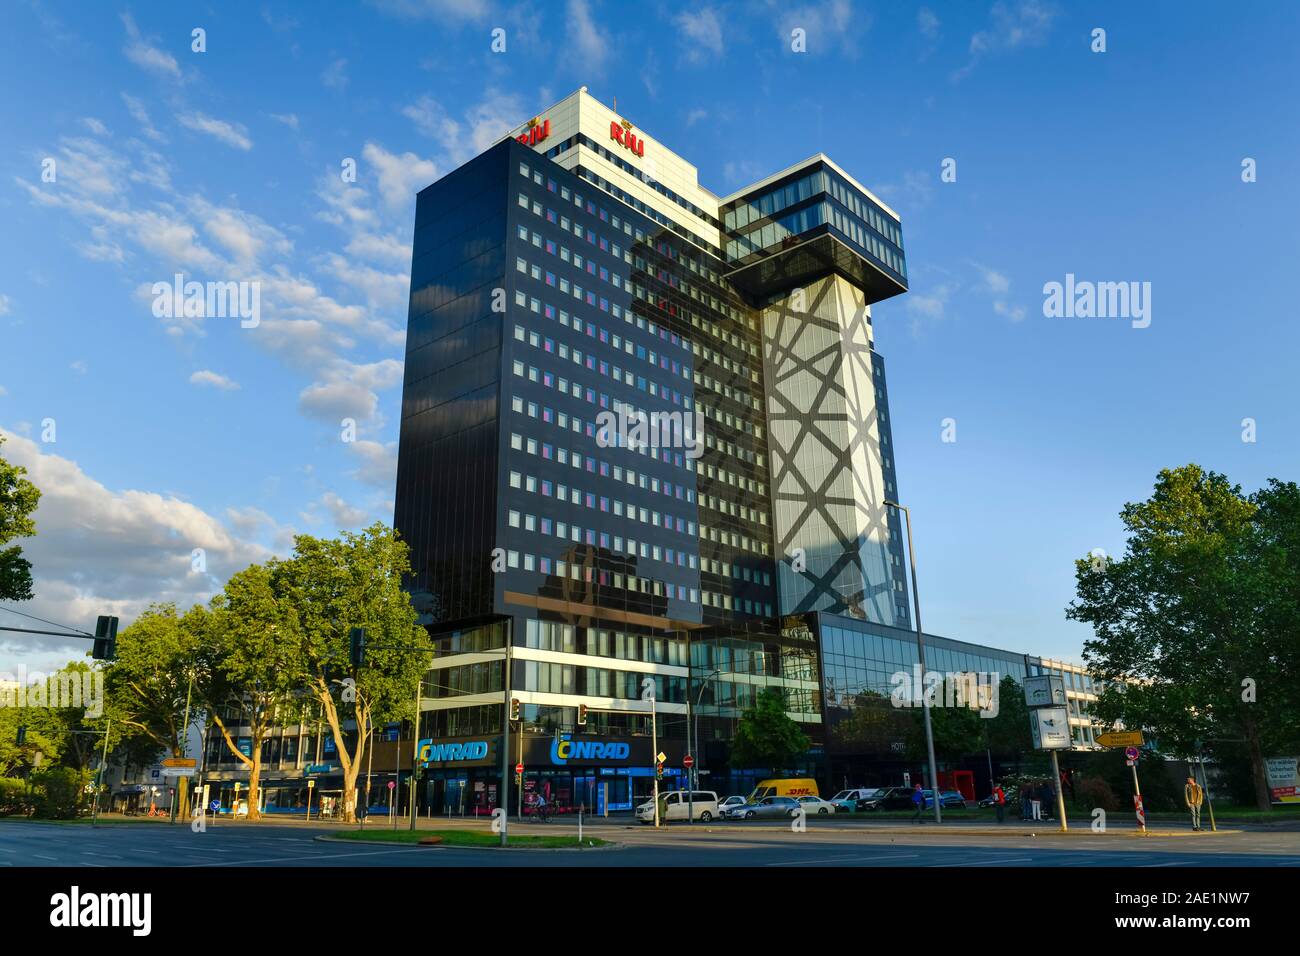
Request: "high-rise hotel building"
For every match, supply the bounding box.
[394,87,949,811]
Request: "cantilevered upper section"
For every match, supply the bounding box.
[499,88,906,303]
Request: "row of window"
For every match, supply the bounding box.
[507,506,700,572]
[509,393,696,496]
[498,546,698,603]
[505,450,696,538]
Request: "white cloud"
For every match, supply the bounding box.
[177,112,253,151]
[402,95,462,140]
[70,360,87,374]
[269,112,301,130]
[317,491,370,530]
[120,12,182,80]
[347,439,399,488]
[81,117,110,136]
[362,142,438,211]
[676,9,724,61]
[368,0,490,21]
[189,369,240,390]
[345,232,412,267]
[321,57,349,91]
[121,93,166,143]
[0,294,10,315]
[918,7,940,40]
[771,0,861,57]
[0,430,271,670]
[954,0,1058,81]
[568,0,610,71]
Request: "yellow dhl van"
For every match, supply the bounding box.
[749,778,819,801]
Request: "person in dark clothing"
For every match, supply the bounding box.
[911,783,925,822]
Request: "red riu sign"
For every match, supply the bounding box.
[610,120,644,158]
[517,118,551,147]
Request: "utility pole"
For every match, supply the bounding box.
[885,501,942,824]
[499,642,512,847]
[409,675,421,831]
[90,718,111,826]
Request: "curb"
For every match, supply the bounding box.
[313,833,623,852]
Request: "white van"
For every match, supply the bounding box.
[636,790,719,823]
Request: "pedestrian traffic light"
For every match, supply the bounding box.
[15,725,26,746]
[509,698,521,721]
[349,627,366,668]
[577,703,588,726]
[92,615,118,660]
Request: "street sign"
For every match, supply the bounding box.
[1023,675,1067,708]
[1125,746,1140,766]
[1030,706,1072,750]
[656,751,666,764]
[683,754,695,770]
[1097,730,1145,748]
[386,780,395,790]
[160,767,196,777]
[515,762,524,774]
[161,757,197,768]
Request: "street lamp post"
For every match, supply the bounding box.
[884,500,942,824]
[686,668,722,825]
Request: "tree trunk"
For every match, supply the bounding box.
[1244,714,1273,812]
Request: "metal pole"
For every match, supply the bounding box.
[887,501,941,824]
[651,692,660,827]
[1131,761,1145,832]
[517,718,524,818]
[499,641,511,847]
[91,718,110,826]
[175,673,193,824]
[363,722,373,830]
[1198,752,1218,832]
[1050,751,1068,832]
[409,673,421,831]
[687,674,694,825]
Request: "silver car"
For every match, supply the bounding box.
[723,795,802,820]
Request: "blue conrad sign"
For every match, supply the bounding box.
[418,739,490,763]
[550,734,630,765]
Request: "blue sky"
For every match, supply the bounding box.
[2,0,1298,671]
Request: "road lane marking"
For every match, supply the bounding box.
[941,857,1033,866]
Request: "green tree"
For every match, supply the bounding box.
[730,688,810,773]
[202,565,301,820]
[983,675,1032,769]
[906,699,985,765]
[105,604,204,816]
[0,434,41,601]
[1068,465,1300,810]
[272,523,429,822]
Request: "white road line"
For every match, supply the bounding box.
[941,857,1033,867]
[1142,861,1192,867]
[32,854,57,861]
[81,862,105,867]
[766,852,921,866]
[184,847,430,867]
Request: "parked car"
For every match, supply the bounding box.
[636,790,719,824]
[796,795,838,815]
[829,788,882,812]
[922,789,967,809]
[859,787,918,811]
[717,795,748,817]
[748,778,819,800]
[723,795,802,820]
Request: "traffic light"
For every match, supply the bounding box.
[577,703,588,726]
[509,698,521,722]
[655,761,664,779]
[349,627,366,668]
[15,725,26,746]
[92,615,118,660]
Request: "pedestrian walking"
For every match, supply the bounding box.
[1019,783,1032,821]
[992,783,1006,823]
[1184,775,1204,831]
[911,783,925,822]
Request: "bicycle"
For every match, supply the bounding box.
[526,804,551,824]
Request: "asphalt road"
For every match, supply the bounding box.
[2,819,1298,867]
